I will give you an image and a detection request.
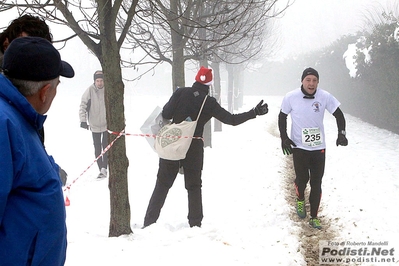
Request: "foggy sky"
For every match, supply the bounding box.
[275,0,395,59]
[1,0,397,90]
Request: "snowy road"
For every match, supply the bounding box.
[43,94,399,266]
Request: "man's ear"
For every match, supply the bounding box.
[38,83,52,103]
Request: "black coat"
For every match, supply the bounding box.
[163,82,256,137]
[162,82,256,170]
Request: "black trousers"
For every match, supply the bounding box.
[292,148,326,218]
[92,131,108,170]
[144,140,204,227]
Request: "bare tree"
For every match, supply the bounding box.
[126,0,288,143]
[0,0,291,236]
[0,0,137,237]
[128,0,289,90]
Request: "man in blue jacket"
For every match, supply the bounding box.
[0,37,74,265]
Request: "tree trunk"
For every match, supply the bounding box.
[235,66,244,110]
[170,0,185,91]
[226,64,234,112]
[171,45,185,90]
[211,62,222,132]
[98,0,132,237]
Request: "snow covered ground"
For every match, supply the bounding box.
[44,90,399,265]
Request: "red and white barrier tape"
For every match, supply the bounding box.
[64,128,203,206]
[64,129,125,206]
[107,129,203,140]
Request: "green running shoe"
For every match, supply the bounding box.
[296,199,306,219]
[309,217,322,229]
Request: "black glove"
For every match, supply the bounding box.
[281,137,296,155]
[80,122,89,130]
[254,100,268,116]
[336,132,348,146]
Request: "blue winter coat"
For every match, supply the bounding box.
[0,74,67,265]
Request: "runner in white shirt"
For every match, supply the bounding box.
[278,67,348,229]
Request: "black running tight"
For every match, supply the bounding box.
[293,148,325,218]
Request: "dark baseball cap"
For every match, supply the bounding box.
[2,36,74,81]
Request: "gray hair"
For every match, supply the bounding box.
[7,77,59,96]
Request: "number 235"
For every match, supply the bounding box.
[305,133,321,142]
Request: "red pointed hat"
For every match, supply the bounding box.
[195,66,213,85]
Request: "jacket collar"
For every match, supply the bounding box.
[0,74,47,130]
[192,82,210,94]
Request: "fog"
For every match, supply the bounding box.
[2,3,398,264]
[276,0,395,59]
[62,0,395,93]
[1,0,397,94]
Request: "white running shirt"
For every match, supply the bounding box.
[280,88,340,151]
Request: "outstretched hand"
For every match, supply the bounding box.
[254,100,268,116]
[281,138,296,155]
